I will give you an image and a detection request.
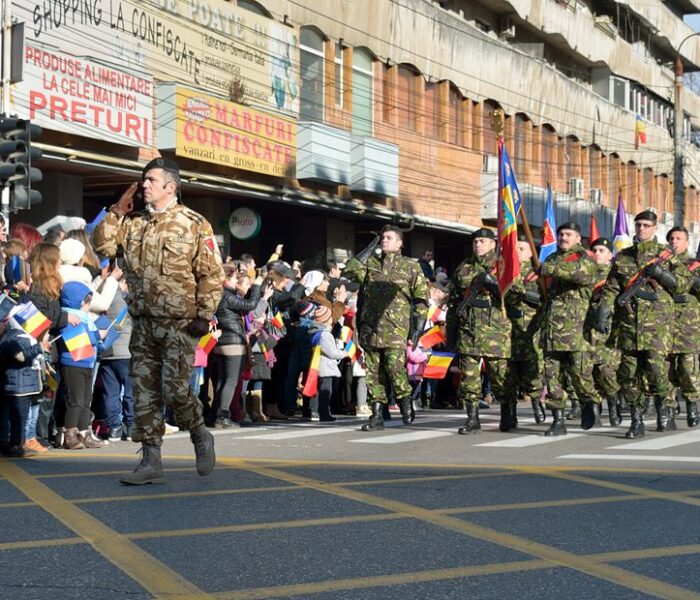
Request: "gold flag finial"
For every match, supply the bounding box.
[489,108,504,140]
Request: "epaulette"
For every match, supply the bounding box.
[179,205,206,224]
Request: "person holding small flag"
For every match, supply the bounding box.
[597,211,692,438]
[447,228,512,435]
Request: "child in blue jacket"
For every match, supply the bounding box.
[58,282,107,450]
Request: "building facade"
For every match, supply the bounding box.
[8,0,700,265]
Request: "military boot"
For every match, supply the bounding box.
[686,401,699,428]
[625,404,645,439]
[362,402,385,431]
[499,401,513,432]
[397,397,415,425]
[190,424,216,476]
[544,409,567,436]
[606,395,622,427]
[120,444,165,485]
[458,403,481,435]
[654,397,677,432]
[580,401,602,430]
[528,395,546,424]
[566,399,580,421]
[643,395,656,419]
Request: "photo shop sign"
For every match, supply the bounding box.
[11,44,154,147]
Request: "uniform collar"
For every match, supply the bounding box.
[146,197,178,215]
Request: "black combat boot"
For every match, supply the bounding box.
[606,395,622,427]
[687,401,699,428]
[544,409,567,436]
[120,444,165,486]
[566,400,580,421]
[361,402,385,431]
[643,395,655,419]
[528,395,546,424]
[397,397,415,425]
[580,401,601,430]
[458,403,481,434]
[499,401,513,432]
[625,404,645,439]
[190,424,216,476]
[654,397,677,432]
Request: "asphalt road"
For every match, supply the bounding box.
[2,405,700,599]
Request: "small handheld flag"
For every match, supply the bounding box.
[427,304,445,323]
[85,207,108,234]
[344,339,359,363]
[113,306,129,330]
[635,115,647,149]
[14,302,52,340]
[339,325,353,344]
[423,352,455,379]
[198,332,217,355]
[62,323,96,361]
[418,325,445,349]
[302,332,322,397]
[270,311,284,329]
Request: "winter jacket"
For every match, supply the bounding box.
[0,327,44,396]
[308,324,346,378]
[215,285,261,346]
[406,344,428,381]
[59,264,119,313]
[100,290,132,360]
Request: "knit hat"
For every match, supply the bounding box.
[61,281,93,309]
[297,301,317,320]
[314,305,332,325]
[60,238,86,265]
[302,270,325,296]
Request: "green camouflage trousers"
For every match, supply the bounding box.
[504,347,543,401]
[364,347,412,404]
[130,318,204,446]
[618,349,671,407]
[544,351,600,409]
[668,353,700,401]
[593,354,620,398]
[459,355,508,408]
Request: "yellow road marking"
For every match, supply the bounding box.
[0,537,84,551]
[0,460,211,599]
[236,462,700,600]
[73,485,297,505]
[593,543,700,562]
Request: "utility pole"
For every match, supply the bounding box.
[1,0,11,228]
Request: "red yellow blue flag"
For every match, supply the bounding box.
[62,323,96,361]
[538,184,556,263]
[423,352,455,379]
[302,332,322,397]
[14,302,51,340]
[497,139,522,297]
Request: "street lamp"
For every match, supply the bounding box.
[673,32,700,227]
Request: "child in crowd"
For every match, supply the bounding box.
[406,341,428,411]
[57,281,107,450]
[0,304,49,456]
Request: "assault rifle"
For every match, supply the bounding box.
[456,267,498,318]
[617,249,672,309]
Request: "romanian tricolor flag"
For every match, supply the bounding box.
[423,352,455,379]
[344,339,359,363]
[302,332,322,397]
[427,304,445,323]
[14,302,51,339]
[271,311,284,329]
[339,325,353,344]
[418,325,445,349]
[497,139,522,296]
[198,332,217,355]
[63,323,96,361]
[260,340,274,362]
[635,115,647,149]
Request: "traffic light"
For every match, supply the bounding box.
[0,116,42,212]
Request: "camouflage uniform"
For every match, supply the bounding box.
[600,238,691,410]
[668,252,700,419]
[93,202,224,446]
[539,244,600,410]
[344,251,428,404]
[447,251,511,409]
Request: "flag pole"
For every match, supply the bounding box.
[490,109,546,298]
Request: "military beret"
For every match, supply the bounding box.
[634,210,657,224]
[142,157,180,178]
[590,237,612,250]
[471,228,496,240]
[666,226,688,241]
[556,221,581,234]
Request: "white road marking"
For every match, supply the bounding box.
[558,453,700,464]
[349,430,455,444]
[474,434,585,448]
[606,429,700,451]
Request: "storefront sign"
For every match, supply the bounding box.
[11,44,153,146]
[229,207,261,240]
[15,0,300,116]
[171,86,296,176]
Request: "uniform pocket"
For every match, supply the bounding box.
[125,234,144,274]
[161,236,195,277]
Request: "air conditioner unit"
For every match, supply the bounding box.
[690,222,700,234]
[590,188,602,204]
[483,154,498,174]
[498,17,516,39]
[568,177,584,198]
[662,211,674,225]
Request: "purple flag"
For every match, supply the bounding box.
[612,194,632,255]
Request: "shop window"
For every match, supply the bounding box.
[300,27,325,122]
[352,48,374,137]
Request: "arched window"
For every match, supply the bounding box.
[514,113,528,175]
[300,27,325,122]
[397,64,419,131]
[424,81,440,139]
[565,135,579,182]
[352,48,374,137]
[608,154,620,205]
[627,161,638,212]
[482,100,500,156]
[588,145,602,191]
[237,0,273,17]
[541,124,556,185]
[643,167,654,207]
[448,84,463,146]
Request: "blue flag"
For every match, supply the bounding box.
[538,185,557,263]
[85,208,108,234]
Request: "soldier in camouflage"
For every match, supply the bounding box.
[504,241,546,426]
[538,222,600,435]
[597,211,691,438]
[666,226,700,428]
[93,158,225,484]
[343,225,429,431]
[447,228,512,434]
[585,237,623,426]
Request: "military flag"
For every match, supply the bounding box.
[14,302,51,339]
[423,352,455,379]
[302,332,322,397]
[635,115,647,149]
[612,194,632,255]
[590,214,600,242]
[497,139,522,295]
[62,323,96,361]
[538,184,557,263]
